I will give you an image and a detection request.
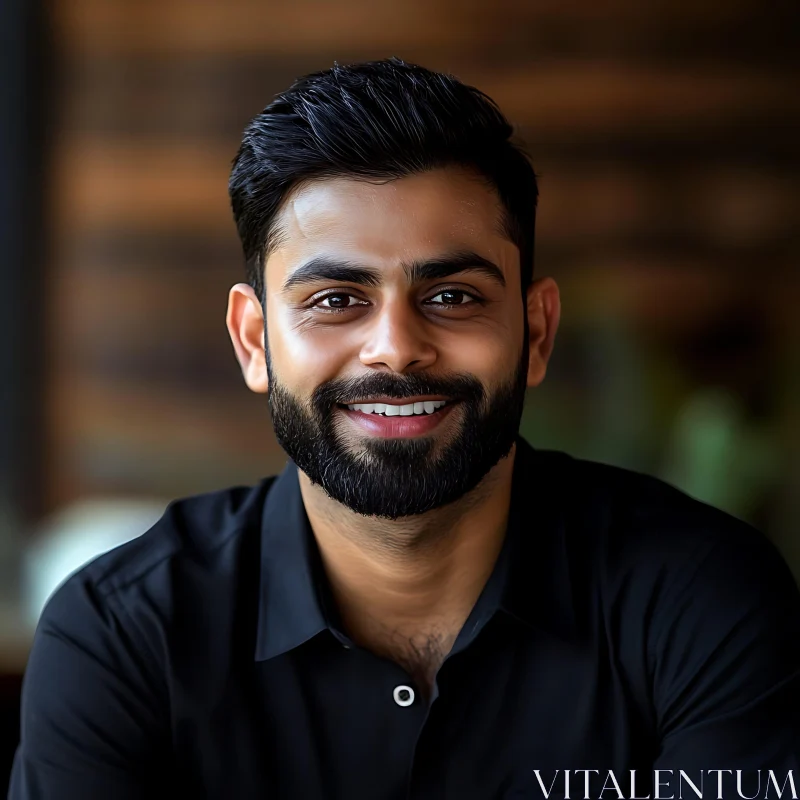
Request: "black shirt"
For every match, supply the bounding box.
[9,436,800,799]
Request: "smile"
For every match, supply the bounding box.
[336,400,459,438]
[341,400,449,417]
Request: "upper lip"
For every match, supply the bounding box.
[340,395,453,405]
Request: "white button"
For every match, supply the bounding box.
[393,685,415,707]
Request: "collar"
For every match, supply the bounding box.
[255,459,329,661]
[254,435,575,662]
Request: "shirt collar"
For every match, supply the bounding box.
[255,435,575,662]
[255,458,329,661]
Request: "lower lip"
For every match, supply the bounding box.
[338,402,459,438]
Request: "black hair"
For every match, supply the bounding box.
[229,57,538,307]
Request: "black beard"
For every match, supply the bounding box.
[265,329,530,520]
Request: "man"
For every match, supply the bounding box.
[10,58,800,800]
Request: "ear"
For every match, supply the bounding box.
[524,277,561,388]
[226,283,269,393]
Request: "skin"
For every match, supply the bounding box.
[227,166,560,702]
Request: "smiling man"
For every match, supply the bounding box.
[10,59,800,800]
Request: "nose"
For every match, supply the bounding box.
[358,297,437,373]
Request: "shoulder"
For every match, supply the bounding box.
[532,450,800,730]
[14,479,282,789]
[543,447,799,653]
[530,449,800,650]
[534,448,788,582]
[36,476,279,647]
[81,477,274,590]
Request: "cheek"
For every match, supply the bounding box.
[269,308,350,388]
[445,328,518,384]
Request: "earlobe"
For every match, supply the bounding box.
[226,283,270,394]
[243,344,269,394]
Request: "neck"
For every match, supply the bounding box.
[297,443,517,640]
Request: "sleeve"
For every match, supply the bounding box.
[650,524,800,778]
[7,570,173,799]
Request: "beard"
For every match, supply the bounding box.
[265,323,530,520]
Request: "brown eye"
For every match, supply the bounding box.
[319,294,354,309]
[441,291,465,305]
[428,289,480,307]
[309,292,368,314]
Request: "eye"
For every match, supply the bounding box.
[312,293,366,313]
[427,289,482,307]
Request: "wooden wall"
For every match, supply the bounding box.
[42,1,799,541]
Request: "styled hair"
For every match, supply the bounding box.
[229,57,538,306]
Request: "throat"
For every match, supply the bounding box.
[346,615,463,702]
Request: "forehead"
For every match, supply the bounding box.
[268,167,514,272]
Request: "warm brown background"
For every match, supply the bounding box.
[1,0,799,789]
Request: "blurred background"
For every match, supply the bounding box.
[1,0,798,787]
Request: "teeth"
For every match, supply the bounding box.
[346,400,448,416]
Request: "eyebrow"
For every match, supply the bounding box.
[280,251,507,293]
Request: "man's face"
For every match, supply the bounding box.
[259,168,533,519]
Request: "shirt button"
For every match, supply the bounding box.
[393,685,415,707]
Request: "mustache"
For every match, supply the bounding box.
[311,371,487,409]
